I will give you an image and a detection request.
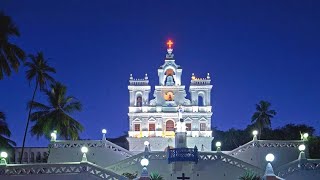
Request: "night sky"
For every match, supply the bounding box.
[1,0,320,147]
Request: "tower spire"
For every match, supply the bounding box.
[166,39,174,59]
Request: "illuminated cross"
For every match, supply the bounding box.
[177,173,190,180]
[167,40,174,49]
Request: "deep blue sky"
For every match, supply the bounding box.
[1,0,320,146]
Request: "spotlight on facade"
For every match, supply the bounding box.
[50,130,57,142]
[298,144,306,152]
[215,141,222,152]
[265,153,275,162]
[81,146,88,162]
[0,151,8,165]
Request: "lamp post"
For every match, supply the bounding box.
[263,153,275,179]
[298,144,306,160]
[81,146,88,162]
[252,130,258,141]
[0,152,8,165]
[50,130,57,142]
[102,129,107,140]
[215,141,221,152]
[140,158,150,180]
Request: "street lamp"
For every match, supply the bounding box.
[81,146,88,162]
[51,130,57,142]
[264,153,276,179]
[298,144,306,160]
[215,141,221,152]
[0,152,8,165]
[265,153,275,162]
[140,158,149,178]
[252,130,258,141]
[102,129,107,140]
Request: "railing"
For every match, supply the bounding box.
[228,140,303,156]
[168,147,198,164]
[49,140,133,158]
[276,159,320,178]
[0,162,127,180]
[107,152,167,172]
[198,152,263,174]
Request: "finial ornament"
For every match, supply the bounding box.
[130,74,133,80]
[191,73,196,80]
[207,73,210,79]
[145,73,148,80]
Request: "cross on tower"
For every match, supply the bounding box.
[177,173,190,180]
[167,40,174,49]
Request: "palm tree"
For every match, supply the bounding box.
[0,11,26,79]
[150,172,164,180]
[0,111,16,149]
[29,82,84,140]
[238,171,261,180]
[20,52,56,163]
[251,101,276,139]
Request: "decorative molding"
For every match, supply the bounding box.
[49,140,133,158]
[0,162,127,180]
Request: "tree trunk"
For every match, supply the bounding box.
[20,82,38,164]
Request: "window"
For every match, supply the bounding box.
[198,95,204,106]
[149,123,155,131]
[200,123,206,131]
[186,123,192,131]
[136,96,142,107]
[166,120,175,131]
[134,124,140,131]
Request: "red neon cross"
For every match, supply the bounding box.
[167,40,173,49]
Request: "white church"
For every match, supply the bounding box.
[0,41,319,180]
[127,39,213,152]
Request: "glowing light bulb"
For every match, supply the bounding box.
[265,153,275,162]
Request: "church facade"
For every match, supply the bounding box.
[127,41,213,151]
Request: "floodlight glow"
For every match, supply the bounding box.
[144,141,150,146]
[299,144,306,151]
[102,129,107,134]
[81,146,88,153]
[252,130,258,136]
[265,153,275,162]
[215,141,221,147]
[51,132,56,138]
[303,133,309,139]
[140,158,149,167]
[0,152,8,158]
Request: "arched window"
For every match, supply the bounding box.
[43,152,48,162]
[36,152,41,163]
[136,96,142,107]
[165,69,175,86]
[166,120,175,131]
[30,152,35,163]
[23,152,28,162]
[198,95,204,106]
